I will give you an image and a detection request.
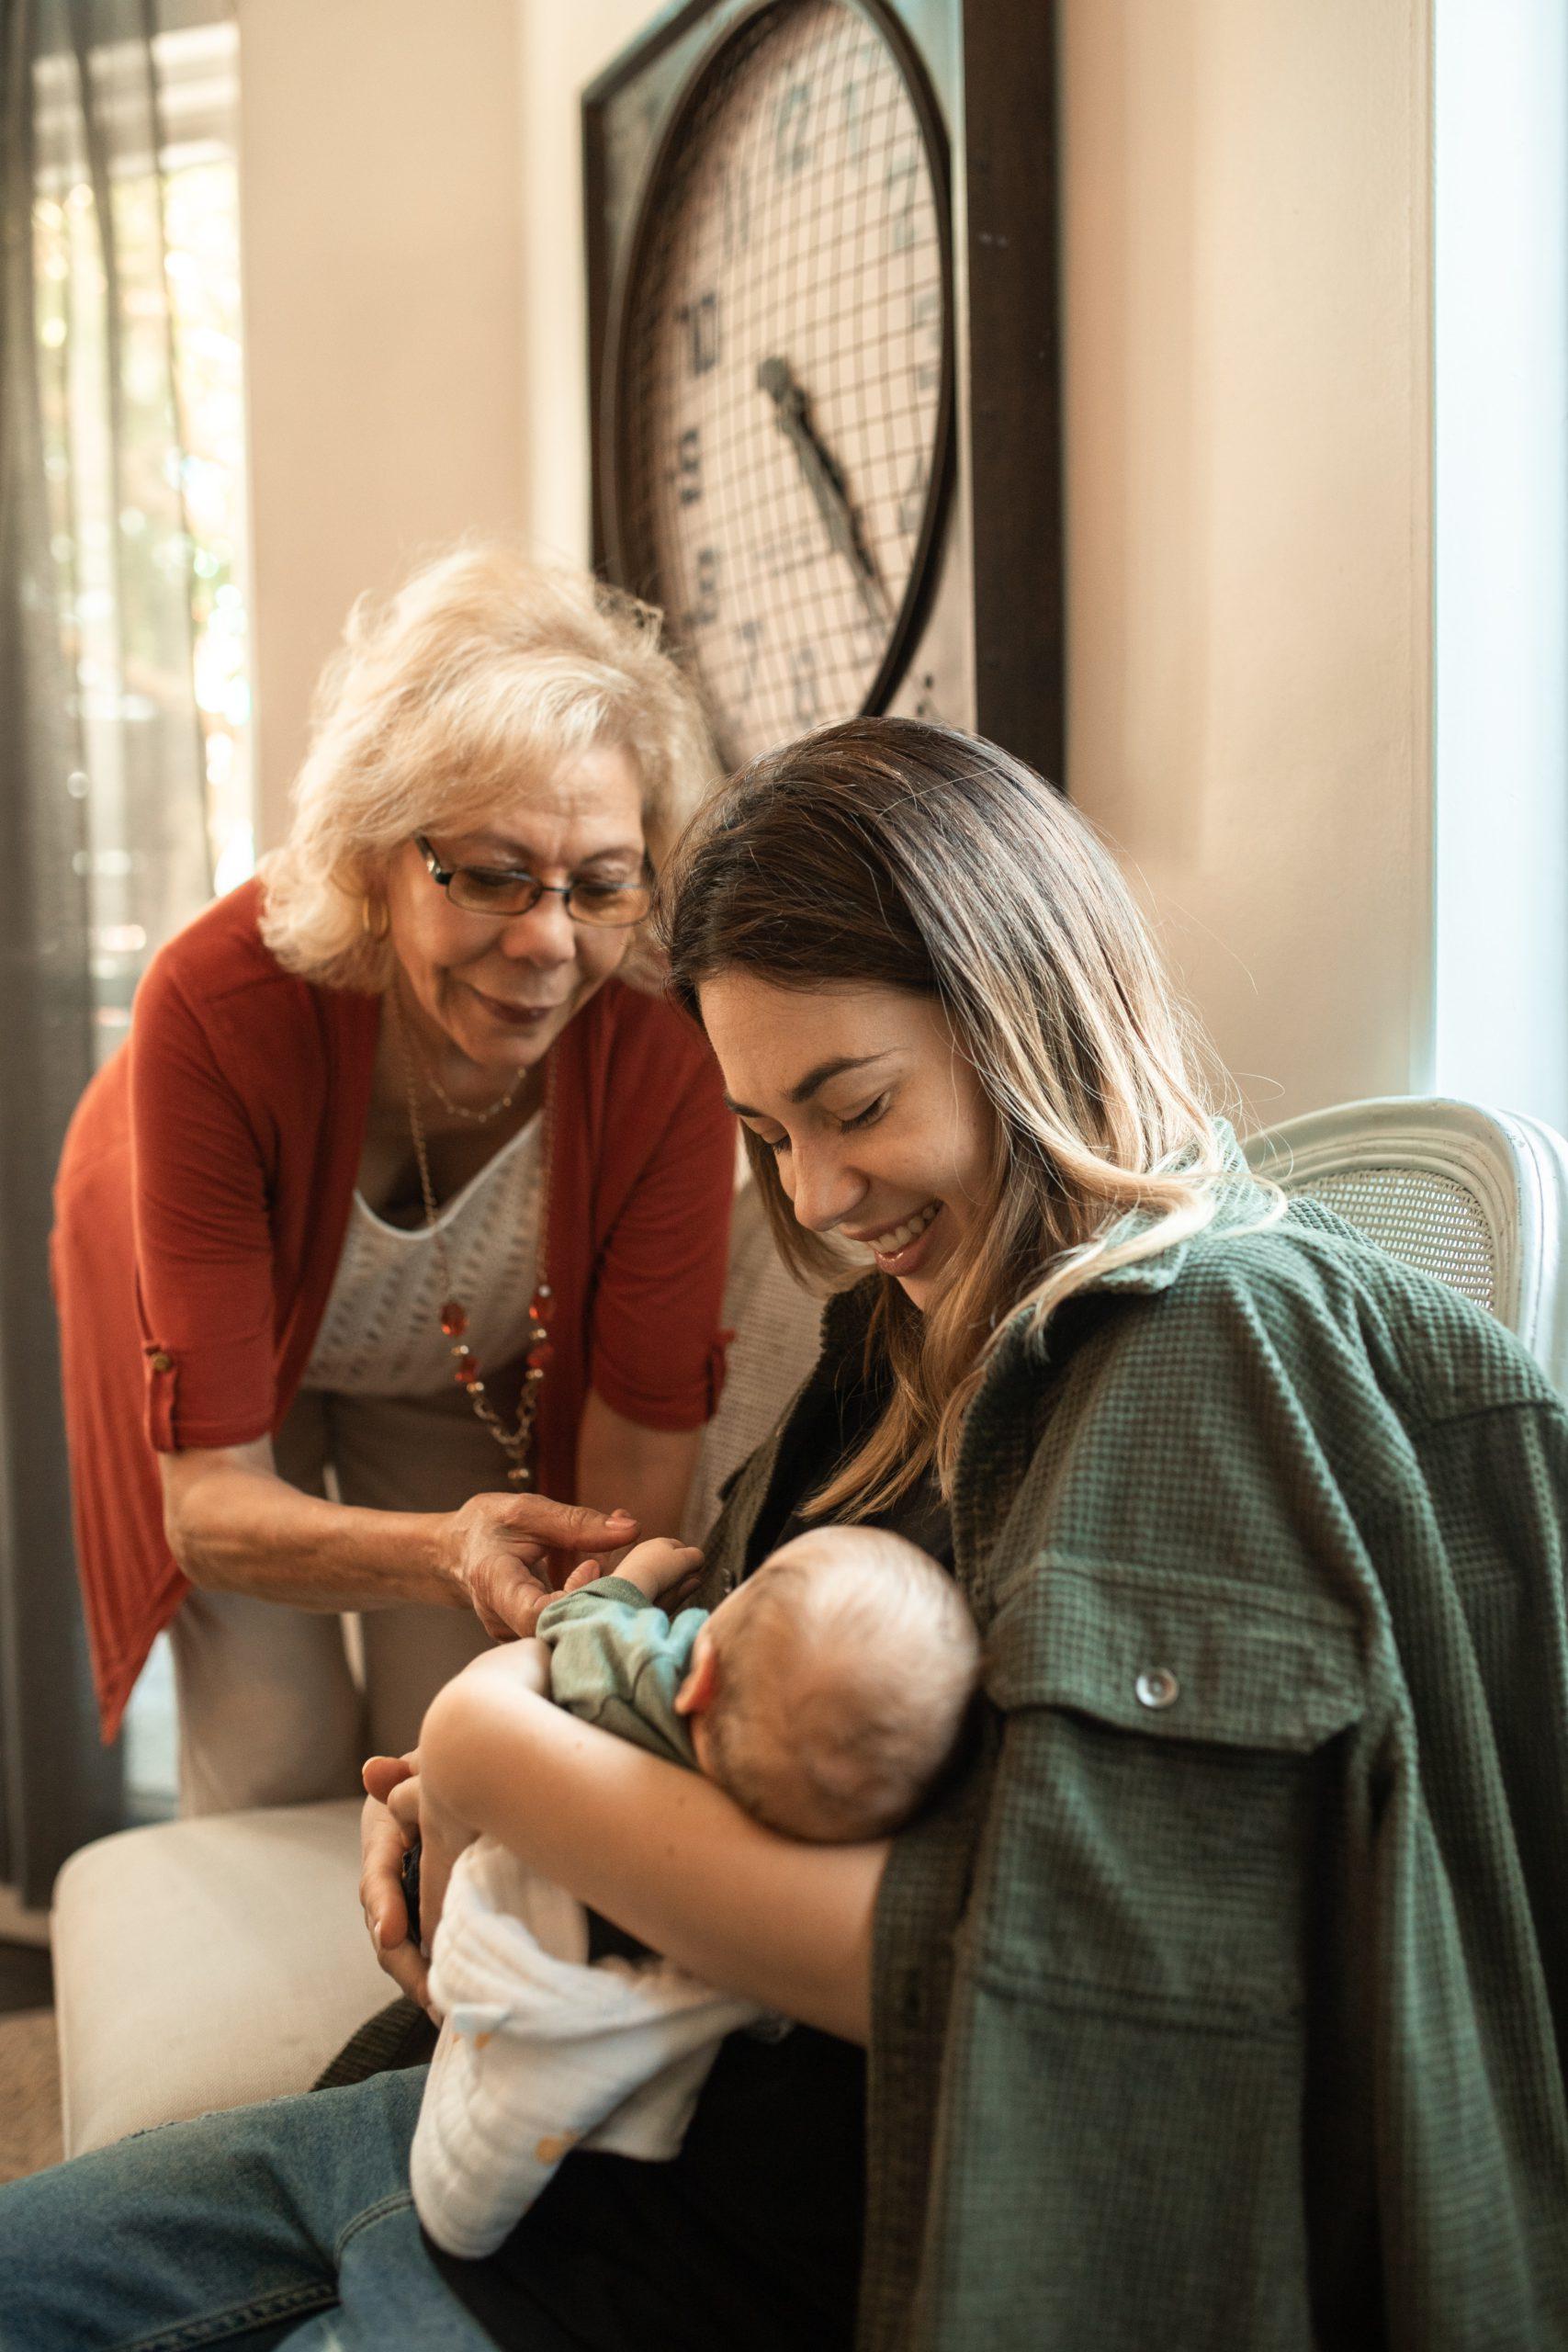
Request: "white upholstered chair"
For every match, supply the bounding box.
[1244,1095,1568,1391]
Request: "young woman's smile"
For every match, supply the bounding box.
[698,973,993,1307]
[846,1196,945,1278]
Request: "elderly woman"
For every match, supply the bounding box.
[52,544,735,1813]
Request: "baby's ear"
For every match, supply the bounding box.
[674,1628,720,1718]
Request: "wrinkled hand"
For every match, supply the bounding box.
[567,1534,704,1608]
[359,1751,430,2010]
[440,1492,638,1639]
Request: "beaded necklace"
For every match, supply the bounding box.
[394,1007,554,1487]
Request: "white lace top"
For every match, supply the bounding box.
[305,1114,544,1396]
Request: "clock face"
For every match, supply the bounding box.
[606,0,951,769]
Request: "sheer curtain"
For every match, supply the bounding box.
[0,0,225,1904]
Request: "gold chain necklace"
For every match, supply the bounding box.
[394,1008,554,1488]
[404,1023,524,1125]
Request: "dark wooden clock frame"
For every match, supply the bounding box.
[583,0,1064,788]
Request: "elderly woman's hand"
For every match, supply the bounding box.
[439,1493,638,1640]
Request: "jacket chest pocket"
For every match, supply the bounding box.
[971,1559,1368,2028]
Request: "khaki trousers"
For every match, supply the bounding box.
[169,1381,511,1816]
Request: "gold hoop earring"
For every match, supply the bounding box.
[361,895,390,944]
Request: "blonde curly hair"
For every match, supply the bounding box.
[259,542,718,993]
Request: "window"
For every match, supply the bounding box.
[32,9,251,1066]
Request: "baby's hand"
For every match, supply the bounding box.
[568,1534,703,1606]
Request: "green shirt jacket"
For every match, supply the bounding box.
[692,1150,1568,2352]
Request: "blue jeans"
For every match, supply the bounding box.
[0,2068,498,2349]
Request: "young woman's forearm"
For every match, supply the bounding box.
[421,1670,885,2043]
[161,1447,454,1611]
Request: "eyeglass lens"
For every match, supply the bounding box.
[445,868,651,927]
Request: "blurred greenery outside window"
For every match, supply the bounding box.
[32,9,251,1070]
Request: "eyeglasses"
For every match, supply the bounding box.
[415,835,655,929]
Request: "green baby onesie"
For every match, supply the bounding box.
[535,1577,704,1769]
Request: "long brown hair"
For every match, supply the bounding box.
[661,717,1257,1517]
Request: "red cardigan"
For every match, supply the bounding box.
[52,880,736,1740]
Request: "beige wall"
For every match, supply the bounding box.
[513,0,654,563]
[238,0,525,849]
[1059,0,1432,1124]
[241,0,1433,1125]
[512,0,1434,1126]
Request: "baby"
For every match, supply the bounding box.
[547,1522,980,1839]
[412,1525,980,2258]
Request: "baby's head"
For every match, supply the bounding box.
[674,1527,980,1842]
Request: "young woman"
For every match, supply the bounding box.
[9,719,1565,2348]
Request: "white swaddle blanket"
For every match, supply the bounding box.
[411,1837,764,2259]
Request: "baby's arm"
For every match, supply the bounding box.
[536,1556,706,1768]
[574,1535,703,1608]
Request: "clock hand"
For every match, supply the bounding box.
[757,356,890,626]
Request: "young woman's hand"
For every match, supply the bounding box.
[380,1646,559,1973]
[358,1644,558,2012]
[386,1771,472,1979]
[358,1750,430,2010]
[356,1755,467,2019]
[437,1494,639,1638]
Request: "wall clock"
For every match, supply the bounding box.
[584,0,1062,784]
